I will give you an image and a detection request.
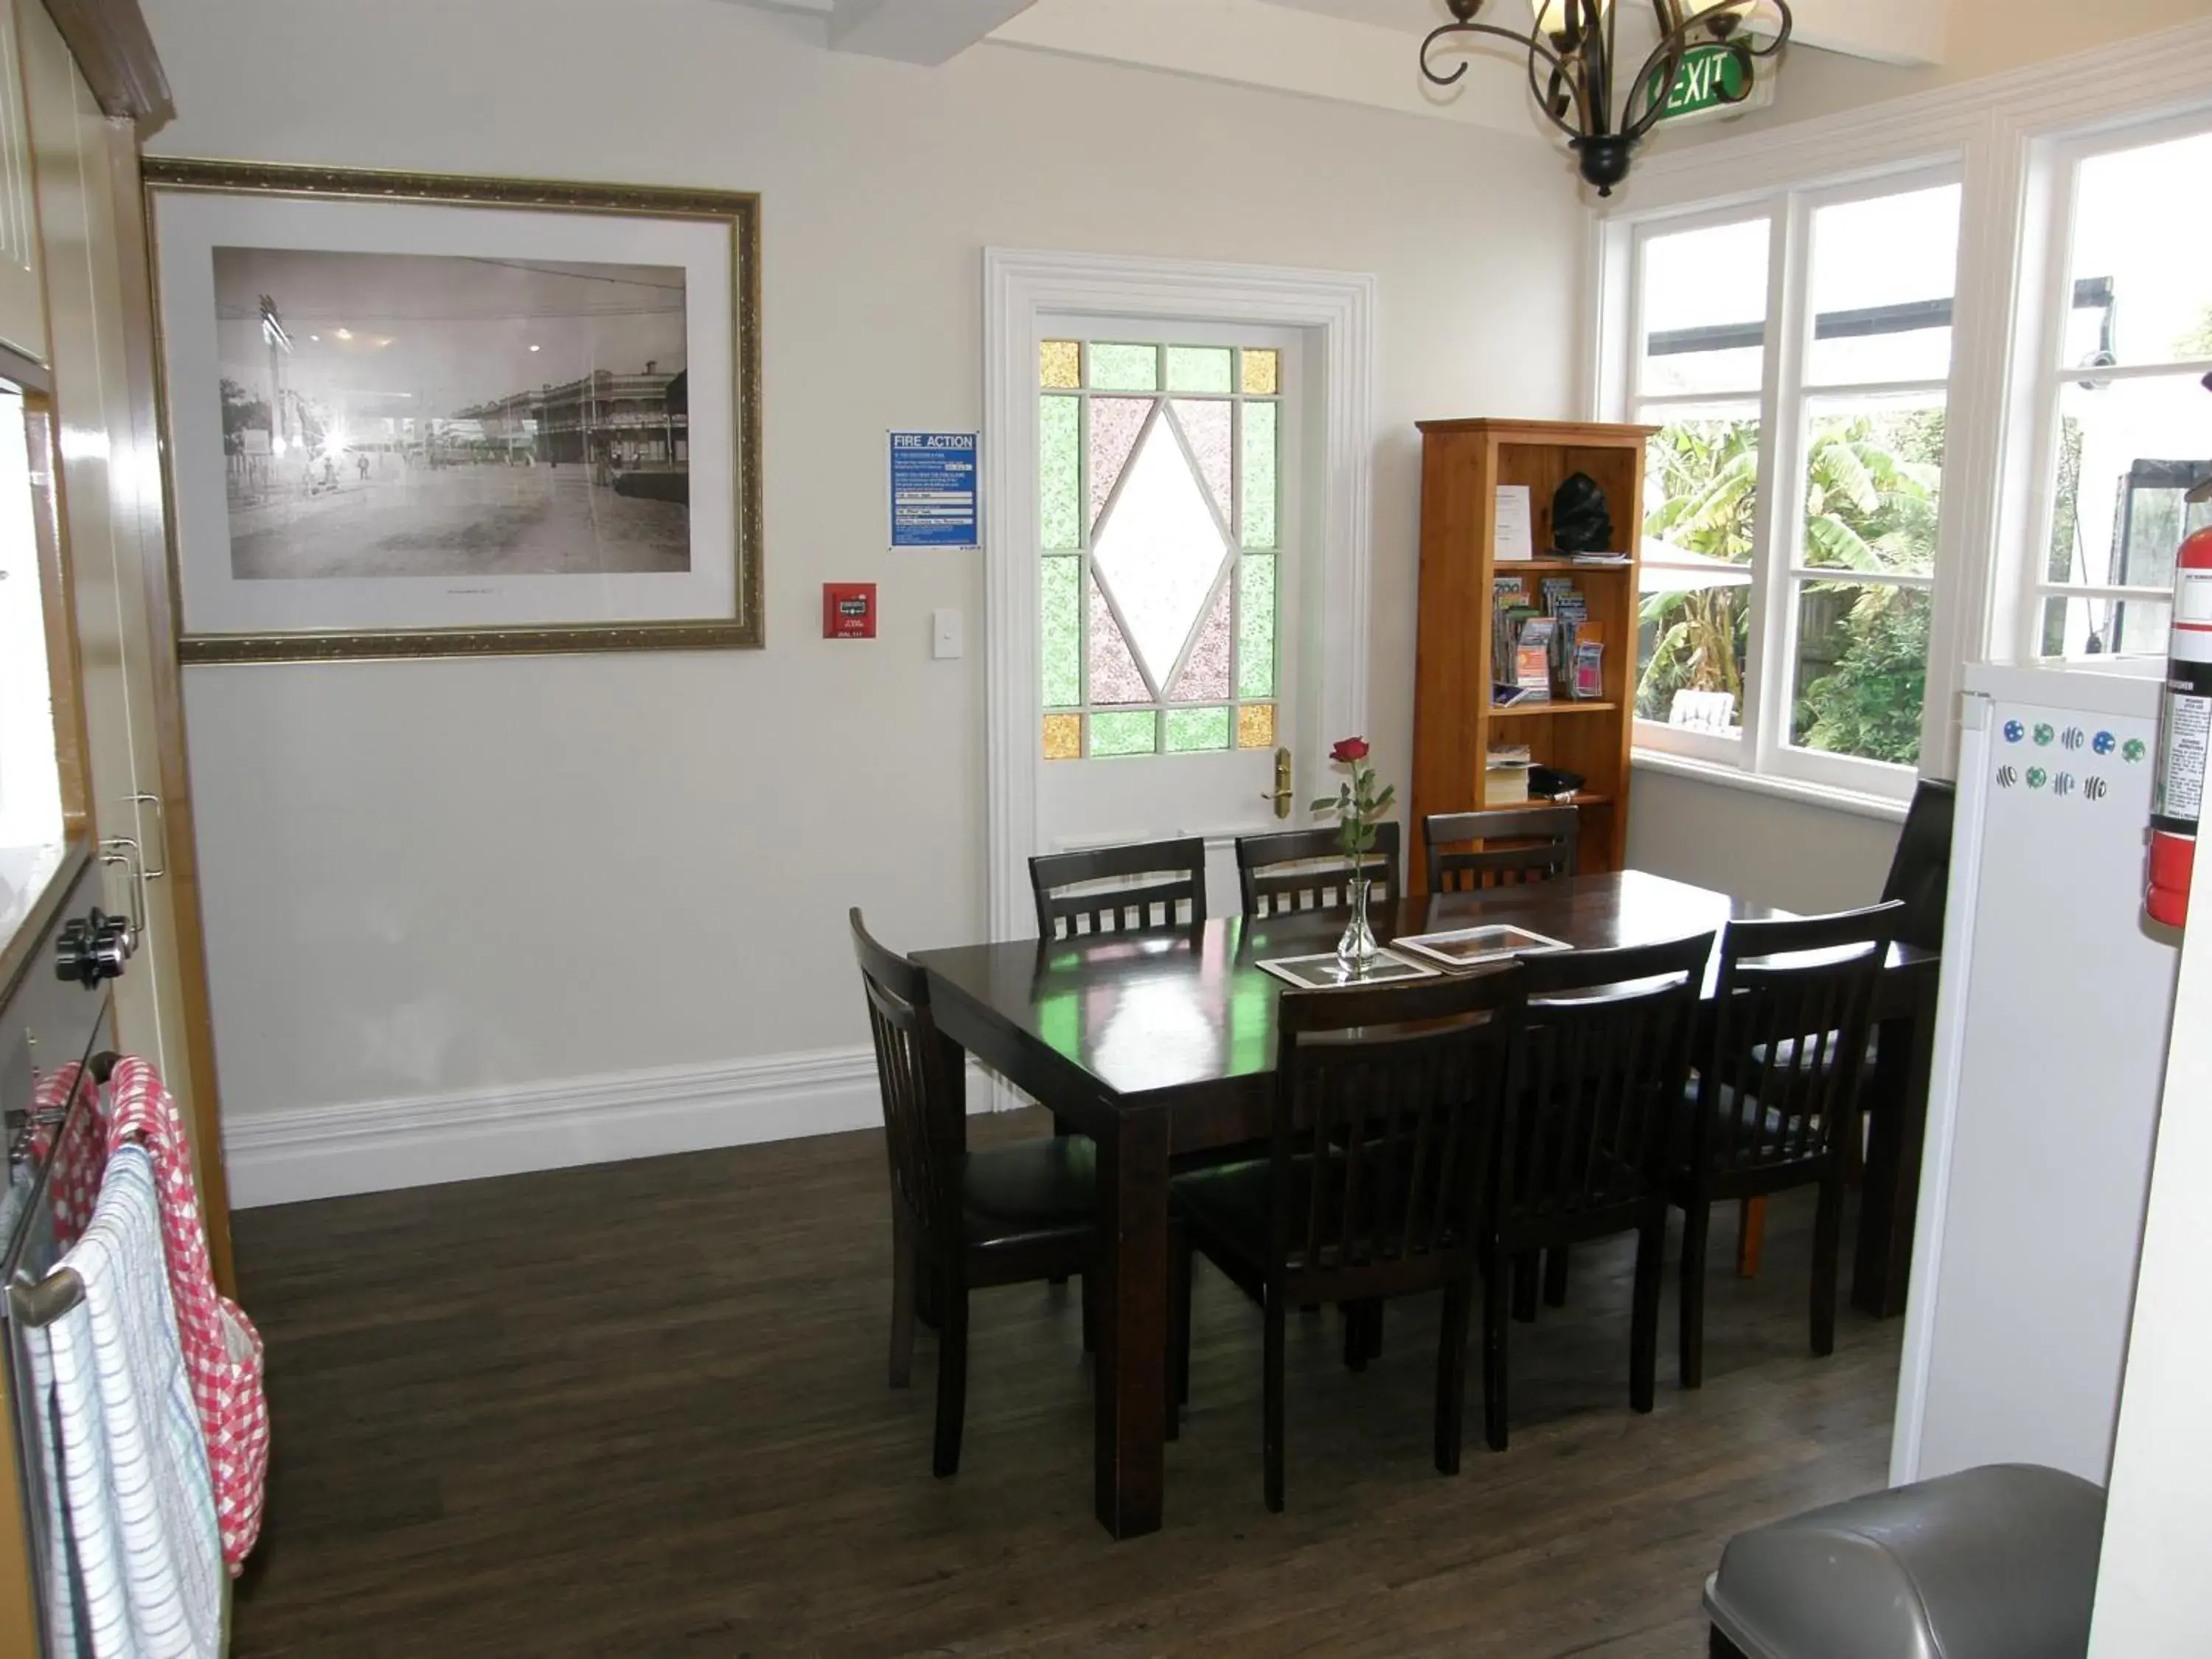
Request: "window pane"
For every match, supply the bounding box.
[1090,710,1158,757]
[1170,400,1232,526]
[1165,346,1232,394]
[1165,706,1231,752]
[1092,416,1232,686]
[1638,412,1756,731]
[1806,184,1961,386]
[2045,374,2212,591]
[2067,132,2212,370]
[1800,394,1945,577]
[0,389,62,849]
[1241,349,1279,396]
[1040,394,1080,550]
[1090,343,1159,392]
[1086,571,1151,704]
[1237,702,1276,750]
[1790,581,1930,766]
[1040,340,1080,389]
[1042,555,1081,707]
[1639,218,1770,397]
[1239,554,1278,698]
[1242,400,1279,549]
[2040,594,2171,659]
[1043,712,1082,760]
[1089,397,1152,532]
[1167,579,1232,701]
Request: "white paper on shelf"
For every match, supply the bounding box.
[1494,485,1533,562]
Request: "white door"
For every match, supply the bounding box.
[1034,319,1304,918]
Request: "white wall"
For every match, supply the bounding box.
[1627,765,1899,916]
[152,0,1585,1200]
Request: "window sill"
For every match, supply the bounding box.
[1632,749,1910,825]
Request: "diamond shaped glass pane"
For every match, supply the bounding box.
[1089,397,1152,533]
[1087,571,1150,704]
[1092,414,1234,689]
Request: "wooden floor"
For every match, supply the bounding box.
[228,1110,1900,1658]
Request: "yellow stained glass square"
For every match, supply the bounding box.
[1040,340,1081,389]
[1241,349,1279,397]
[1043,712,1082,760]
[1237,703,1276,750]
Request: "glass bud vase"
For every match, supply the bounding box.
[1336,872,1380,973]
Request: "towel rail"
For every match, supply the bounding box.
[6,1051,122,1329]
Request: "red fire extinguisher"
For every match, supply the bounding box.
[2147,524,2212,927]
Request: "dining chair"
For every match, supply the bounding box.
[1422,806,1579,894]
[1167,965,1523,1511]
[1235,822,1402,921]
[1482,933,1711,1450]
[1671,902,1901,1388]
[1030,838,1208,939]
[850,909,1097,1476]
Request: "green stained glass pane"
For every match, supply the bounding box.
[1090,343,1159,392]
[1040,395,1080,549]
[1042,555,1080,707]
[1166,706,1231,752]
[1239,555,1277,699]
[1165,347,1233,393]
[1242,400,1279,549]
[1090,710,1158,757]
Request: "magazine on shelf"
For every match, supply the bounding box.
[1256,950,1439,990]
[1392,925,1573,972]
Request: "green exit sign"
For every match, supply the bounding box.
[1649,41,1775,125]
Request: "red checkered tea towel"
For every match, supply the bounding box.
[105,1057,268,1574]
[29,1061,105,1250]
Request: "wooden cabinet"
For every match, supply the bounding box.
[1410,418,1653,888]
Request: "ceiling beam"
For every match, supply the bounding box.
[827,0,1039,66]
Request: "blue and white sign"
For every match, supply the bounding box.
[888,431,980,549]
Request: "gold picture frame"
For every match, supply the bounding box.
[142,158,763,662]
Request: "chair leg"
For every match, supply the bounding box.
[1736,1197,1767,1278]
[1543,1246,1571,1308]
[1435,1279,1472,1476]
[1812,1173,1843,1358]
[932,1283,969,1479]
[1630,1219,1663,1414]
[1263,1290,1287,1513]
[1048,1114,1074,1287]
[1341,1301,1368,1373]
[888,1201,918,1390]
[1512,1251,1540,1324]
[1483,1244,1511,1452]
[1711,1630,1751,1659]
[1680,1201,1711,1391]
[1080,1267,1097,1355]
[1167,1234,1192,1441]
[1364,1299,1385,1364]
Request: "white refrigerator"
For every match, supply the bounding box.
[1892,657,2183,1488]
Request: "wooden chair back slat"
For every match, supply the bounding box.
[1424,807,1579,894]
[1237,822,1403,921]
[850,909,963,1248]
[1030,838,1207,939]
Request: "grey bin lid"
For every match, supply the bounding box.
[1705,1464,2107,1659]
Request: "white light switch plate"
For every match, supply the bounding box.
[931,608,964,659]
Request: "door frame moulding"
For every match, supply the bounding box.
[981,247,1376,943]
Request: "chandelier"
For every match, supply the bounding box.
[1419,1,1793,196]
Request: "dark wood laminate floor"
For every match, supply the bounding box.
[228,1110,1899,1658]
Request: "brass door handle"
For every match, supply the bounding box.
[1262,747,1293,819]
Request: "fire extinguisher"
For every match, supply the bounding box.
[2147,524,2212,927]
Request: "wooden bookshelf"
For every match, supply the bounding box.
[1410,417,1655,889]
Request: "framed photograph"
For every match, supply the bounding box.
[1256,950,1439,991]
[143,159,762,661]
[1392,925,1572,972]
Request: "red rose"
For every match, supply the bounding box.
[1331,737,1370,764]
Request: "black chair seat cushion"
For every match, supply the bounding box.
[961,1135,1096,1241]
[1680,1079,1821,1168]
[1174,1152,1436,1270]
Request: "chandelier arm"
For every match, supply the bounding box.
[1685,0,1795,58]
[1419,18,1572,94]
[1526,45,1594,142]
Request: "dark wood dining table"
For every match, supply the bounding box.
[914,869,1939,1540]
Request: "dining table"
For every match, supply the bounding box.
[913,868,1941,1541]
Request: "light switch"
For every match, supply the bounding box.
[931,608,964,659]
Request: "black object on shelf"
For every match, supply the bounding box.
[1551,472,1614,555]
[1528,766,1585,801]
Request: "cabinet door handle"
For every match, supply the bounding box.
[128,792,167,879]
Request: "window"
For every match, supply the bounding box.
[1627,176,1962,790]
[0,386,66,852]
[2027,128,2212,658]
[1037,337,1281,760]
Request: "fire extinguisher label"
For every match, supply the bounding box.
[2179,568,2212,629]
[2154,690,2212,824]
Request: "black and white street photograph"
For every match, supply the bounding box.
[212,246,692,581]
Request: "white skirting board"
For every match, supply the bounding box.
[220,1047,1001,1208]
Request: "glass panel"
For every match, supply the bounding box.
[1040,394,1080,550]
[2067,133,2212,370]
[1638,217,1770,397]
[1806,184,1961,386]
[1166,707,1231,752]
[1799,393,1945,577]
[1092,417,1234,687]
[1041,555,1081,707]
[1242,400,1279,549]
[1242,349,1279,397]
[0,389,62,849]
[1088,397,1152,532]
[1638,411,1758,731]
[1039,339,1080,389]
[2039,594,2171,659]
[1166,346,1233,394]
[1089,342,1159,392]
[1170,399,1232,525]
[1090,710,1158,757]
[1043,712,1082,760]
[1168,578,1232,701]
[1789,581,1932,765]
[1237,702,1276,750]
[1239,554,1278,699]
[2046,375,2212,596]
[1086,571,1152,703]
